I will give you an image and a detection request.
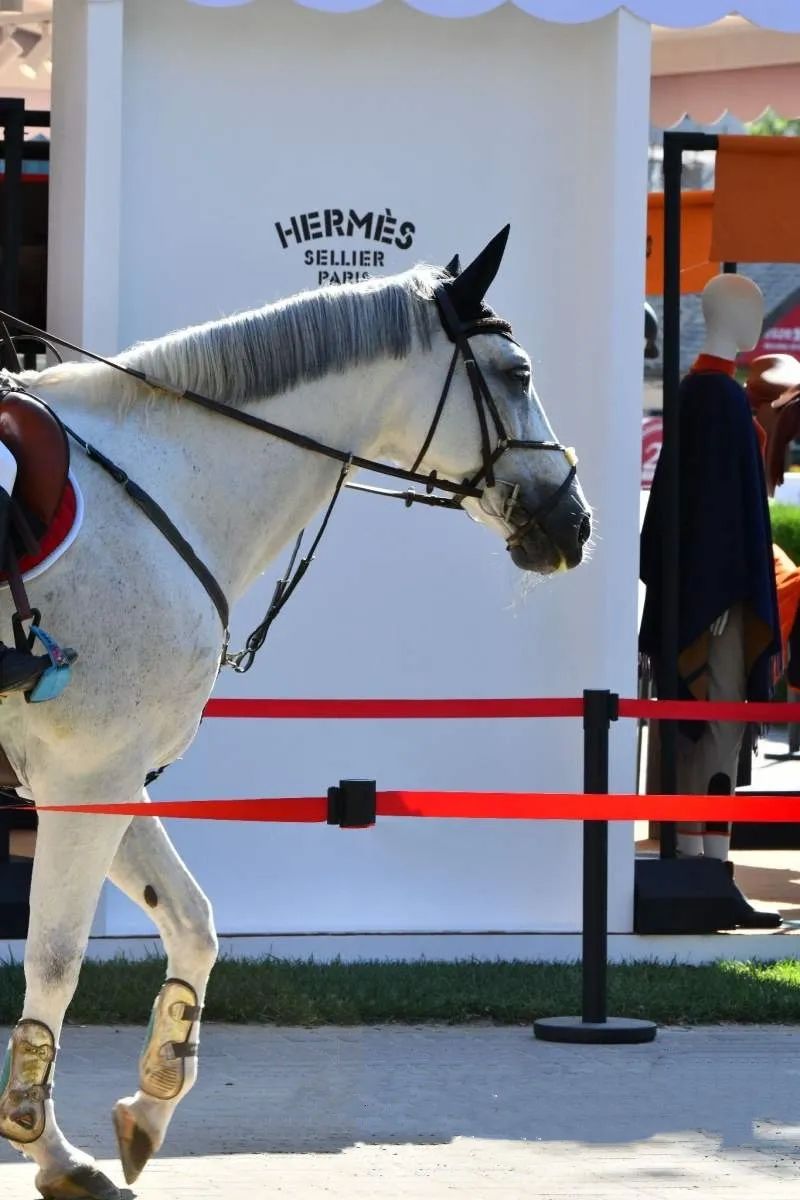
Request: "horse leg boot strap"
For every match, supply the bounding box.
[139,979,201,1101]
[0,1020,56,1144]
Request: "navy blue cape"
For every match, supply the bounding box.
[639,370,779,707]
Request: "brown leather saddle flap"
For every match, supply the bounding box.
[0,393,69,529]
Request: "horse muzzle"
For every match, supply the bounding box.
[505,492,591,573]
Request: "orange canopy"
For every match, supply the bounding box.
[646,190,717,296]
[711,136,800,263]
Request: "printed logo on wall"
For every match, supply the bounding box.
[274,207,416,286]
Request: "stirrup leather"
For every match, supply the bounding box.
[139,979,201,1101]
[0,1019,56,1144]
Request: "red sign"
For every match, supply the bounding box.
[739,297,800,364]
[641,416,662,490]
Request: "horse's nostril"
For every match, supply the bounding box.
[578,515,591,546]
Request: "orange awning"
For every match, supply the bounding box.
[711,136,800,263]
[646,190,717,296]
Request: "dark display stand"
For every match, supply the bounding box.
[636,132,800,917]
[0,98,50,369]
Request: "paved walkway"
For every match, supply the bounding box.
[1,1024,799,1197]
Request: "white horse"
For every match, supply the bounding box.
[0,230,590,1199]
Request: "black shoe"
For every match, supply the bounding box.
[723,862,783,929]
[0,642,50,694]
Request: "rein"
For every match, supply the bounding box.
[0,292,576,672]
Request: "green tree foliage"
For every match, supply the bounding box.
[770,503,800,564]
[746,109,800,137]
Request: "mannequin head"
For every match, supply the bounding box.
[700,274,764,362]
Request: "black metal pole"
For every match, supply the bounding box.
[581,690,614,1023]
[657,133,719,860]
[658,132,682,858]
[534,691,656,1045]
[0,99,24,324]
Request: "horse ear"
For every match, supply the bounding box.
[445,254,461,277]
[445,226,509,316]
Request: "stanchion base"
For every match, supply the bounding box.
[533,1016,657,1044]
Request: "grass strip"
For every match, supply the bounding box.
[1,956,798,1026]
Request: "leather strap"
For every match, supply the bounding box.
[61,420,229,632]
[169,1042,198,1059]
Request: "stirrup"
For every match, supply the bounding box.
[25,625,77,704]
[0,1020,56,1145]
[139,979,201,1101]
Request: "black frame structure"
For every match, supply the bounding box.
[658,131,721,858]
[0,98,50,369]
[659,132,800,860]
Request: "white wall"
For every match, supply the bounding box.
[50,0,651,943]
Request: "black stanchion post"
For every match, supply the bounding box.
[534,689,657,1045]
[659,130,682,861]
[658,131,719,860]
[582,690,614,1024]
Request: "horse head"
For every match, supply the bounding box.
[401,229,592,574]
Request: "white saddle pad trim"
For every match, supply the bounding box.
[0,470,84,588]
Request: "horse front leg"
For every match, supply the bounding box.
[0,801,131,1200]
[106,810,218,1185]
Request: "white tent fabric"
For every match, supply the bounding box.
[185,0,800,31]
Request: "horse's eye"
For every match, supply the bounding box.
[507,367,530,386]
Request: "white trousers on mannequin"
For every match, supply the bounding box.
[675,603,746,858]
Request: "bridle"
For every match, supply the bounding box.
[0,291,579,671]
[419,286,578,538]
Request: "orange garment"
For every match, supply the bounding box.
[690,354,735,377]
[773,544,800,658]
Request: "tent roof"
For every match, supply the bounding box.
[186,1,800,31]
[652,16,800,122]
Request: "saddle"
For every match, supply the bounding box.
[746,354,800,496]
[0,390,69,536]
[0,394,72,793]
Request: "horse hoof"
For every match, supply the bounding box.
[36,1164,120,1200]
[112,1101,155,1185]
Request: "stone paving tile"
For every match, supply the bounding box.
[0,1025,799,1197]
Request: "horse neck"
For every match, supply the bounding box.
[138,358,406,602]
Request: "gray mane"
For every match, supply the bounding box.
[114,268,443,406]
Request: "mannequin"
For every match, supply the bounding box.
[640,274,781,926]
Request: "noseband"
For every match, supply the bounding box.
[0,297,580,672]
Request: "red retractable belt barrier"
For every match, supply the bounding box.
[203,695,800,723]
[618,698,800,723]
[27,790,798,822]
[203,697,585,719]
[7,694,796,822]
